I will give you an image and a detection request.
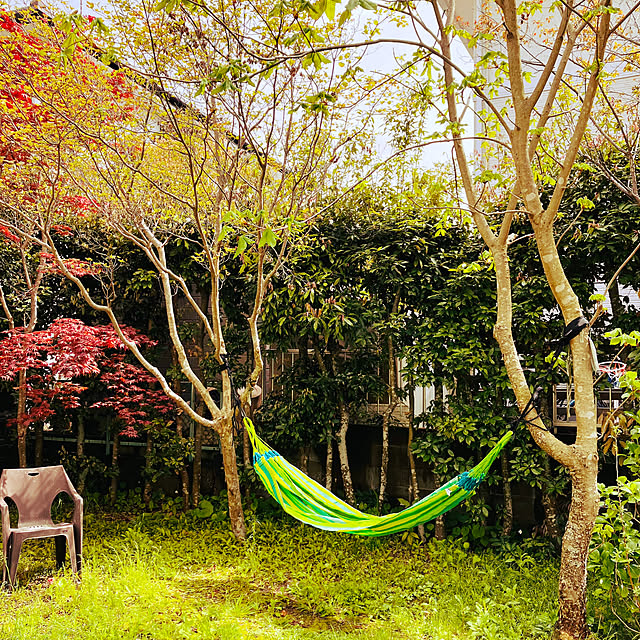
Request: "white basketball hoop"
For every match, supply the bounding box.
[598,361,627,387]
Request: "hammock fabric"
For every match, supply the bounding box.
[245,418,513,537]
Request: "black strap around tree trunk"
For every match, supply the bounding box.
[514,315,589,431]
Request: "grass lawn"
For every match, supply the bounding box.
[0,505,611,640]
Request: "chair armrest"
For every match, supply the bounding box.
[70,492,83,529]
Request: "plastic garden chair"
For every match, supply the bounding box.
[0,466,83,588]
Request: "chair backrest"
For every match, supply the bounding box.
[0,466,75,528]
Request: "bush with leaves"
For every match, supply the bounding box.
[589,330,640,636]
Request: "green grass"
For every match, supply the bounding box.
[0,508,578,640]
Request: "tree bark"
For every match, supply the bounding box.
[433,473,446,541]
[77,415,89,494]
[300,446,310,474]
[378,292,401,512]
[337,401,355,505]
[109,431,120,506]
[34,422,43,467]
[325,437,333,491]
[192,421,202,508]
[143,430,153,508]
[219,420,246,540]
[407,385,425,540]
[552,465,599,640]
[500,450,513,537]
[538,392,561,539]
[407,386,420,503]
[432,366,445,540]
[16,368,28,468]
[607,275,625,322]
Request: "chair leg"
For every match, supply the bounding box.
[2,537,11,587]
[65,532,78,576]
[55,536,66,570]
[74,527,82,576]
[8,537,23,588]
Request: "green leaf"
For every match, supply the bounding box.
[259,228,278,248]
[325,0,336,19]
[234,235,249,258]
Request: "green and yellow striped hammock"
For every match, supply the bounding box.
[245,418,513,537]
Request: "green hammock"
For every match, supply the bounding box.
[245,418,513,537]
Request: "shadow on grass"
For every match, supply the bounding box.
[173,573,367,633]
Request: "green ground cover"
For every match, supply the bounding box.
[0,505,617,640]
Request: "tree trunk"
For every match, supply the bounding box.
[407,384,425,540]
[34,422,43,467]
[219,421,246,540]
[77,415,89,494]
[179,466,190,512]
[109,431,119,506]
[538,393,561,539]
[607,275,625,322]
[500,450,513,537]
[378,294,400,512]
[553,462,599,640]
[143,430,153,508]
[170,347,191,512]
[16,368,28,468]
[243,429,251,469]
[337,401,355,505]
[541,455,561,538]
[407,387,420,504]
[325,437,333,491]
[378,411,390,512]
[174,411,190,512]
[432,366,446,540]
[433,473,446,540]
[192,421,202,508]
[300,446,310,474]
[77,414,85,458]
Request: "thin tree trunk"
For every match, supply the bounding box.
[34,422,43,467]
[313,345,334,492]
[607,275,625,322]
[538,392,561,539]
[432,366,445,540]
[300,446,310,474]
[192,421,202,508]
[325,437,333,491]
[77,414,89,494]
[191,289,209,508]
[174,408,190,512]
[407,384,424,540]
[500,450,513,537]
[541,454,561,539]
[143,430,153,508]
[77,414,85,458]
[109,431,119,506]
[219,421,246,540]
[170,347,190,512]
[16,368,28,468]
[433,473,446,540]
[378,291,401,512]
[243,429,251,469]
[407,386,420,503]
[496,387,513,536]
[337,401,355,505]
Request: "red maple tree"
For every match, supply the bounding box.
[0,318,175,443]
